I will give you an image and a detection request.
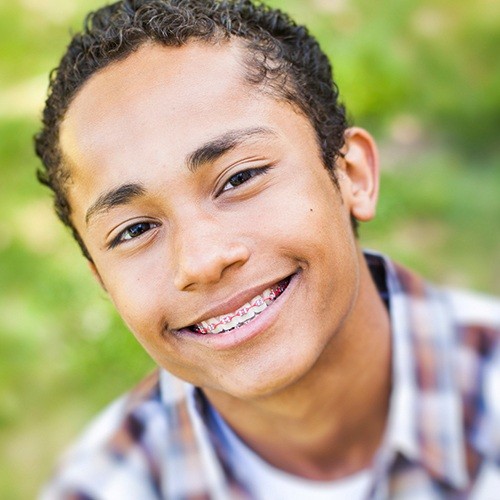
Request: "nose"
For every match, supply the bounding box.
[173,217,250,291]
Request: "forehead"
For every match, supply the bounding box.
[61,41,251,159]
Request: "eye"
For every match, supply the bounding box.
[109,221,159,248]
[221,166,270,193]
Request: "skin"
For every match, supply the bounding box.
[60,41,391,480]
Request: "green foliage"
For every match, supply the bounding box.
[273,0,500,154]
[0,0,498,497]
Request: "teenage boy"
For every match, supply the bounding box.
[37,1,500,498]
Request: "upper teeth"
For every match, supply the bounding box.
[193,284,282,335]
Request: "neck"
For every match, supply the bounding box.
[204,253,392,480]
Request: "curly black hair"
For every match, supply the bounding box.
[35,0,349,259]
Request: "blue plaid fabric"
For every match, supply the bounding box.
[40,252,500,499]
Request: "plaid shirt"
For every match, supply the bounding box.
[40,253,500,499]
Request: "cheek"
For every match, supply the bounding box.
[247,172,341,237]
[98,259,169,339]
[263,178,354,260]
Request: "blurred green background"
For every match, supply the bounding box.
[0,0,499,497]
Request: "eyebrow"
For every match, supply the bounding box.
[186,126,277,172]
[85,126,277,225]
[85,183,146,225]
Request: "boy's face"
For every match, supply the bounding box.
[60,42,376,400]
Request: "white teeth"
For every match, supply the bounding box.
[192,282,287,335]
[252,298,267,314]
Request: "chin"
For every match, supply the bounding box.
[208,347,324,402]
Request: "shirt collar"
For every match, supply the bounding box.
[375,251,469,490]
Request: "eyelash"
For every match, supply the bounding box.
[220,166,271,193]
[109,221,159,249]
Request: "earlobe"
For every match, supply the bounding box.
[339,127,380,222]
[88,261,107,292]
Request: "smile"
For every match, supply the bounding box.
[187,277,291,335]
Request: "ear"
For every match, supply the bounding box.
[88,261,107,292]
[337,127,379,222]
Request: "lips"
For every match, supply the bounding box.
[186,277,291,335]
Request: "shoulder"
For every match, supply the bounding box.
[69,370,164,452]
[387,253,500,465]
[446,287,500,330]
[442,288,500,464]
[40,370,187,499]
[443,287,500,367]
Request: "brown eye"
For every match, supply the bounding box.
[121,222,152,240]
[109,221,159,249]
[221,166,271,193]
[226,170,253,189]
